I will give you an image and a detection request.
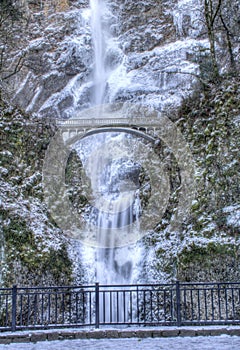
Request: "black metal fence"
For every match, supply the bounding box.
[0,282,240,331]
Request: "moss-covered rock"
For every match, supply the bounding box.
[0,100,73,287]
[178,76,240,238]
[173,76,240,281]
[146,76,240,283]
[177,242,240,282]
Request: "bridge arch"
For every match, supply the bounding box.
[64,126,156,146]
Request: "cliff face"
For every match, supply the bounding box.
[0,101,74,287]
[145,76,240,284]
[5,0,239,118]
[0,0,239,286]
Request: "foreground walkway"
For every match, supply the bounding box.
[0,327,240,349]
[0,335,240,350]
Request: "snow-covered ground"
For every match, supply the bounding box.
[0,335,240,350]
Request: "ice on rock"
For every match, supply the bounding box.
[173,0,204,39]
[223,205,240,228]
[11,0,212,117]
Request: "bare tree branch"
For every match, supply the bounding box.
[0,0,29,95]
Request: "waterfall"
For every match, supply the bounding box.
[76,132,143,278]
[69,0,145,322]
[90,0,107,105]
[74,130,143,321]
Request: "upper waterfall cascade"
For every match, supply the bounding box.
[90,0,107,105]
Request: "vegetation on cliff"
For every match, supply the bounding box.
[0,101,73,286]
[175,75,240,281]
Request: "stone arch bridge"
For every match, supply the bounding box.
[56,117,160,143]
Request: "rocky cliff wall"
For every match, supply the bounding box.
[5,0,239,119]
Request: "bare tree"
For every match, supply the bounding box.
[217,1,238,72]
[204,0,238,79]
[0,0,29,97]
[203,0,222,80]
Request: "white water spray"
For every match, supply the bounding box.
[90,0,107,105]
[74,131,143,321]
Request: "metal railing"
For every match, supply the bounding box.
[0,282,240,331]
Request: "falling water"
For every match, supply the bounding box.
[90,0,107,105]
[74,130,143,321]
[70,0,144,322]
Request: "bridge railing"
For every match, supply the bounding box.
[0,282,240,331]
[56,118,160,128]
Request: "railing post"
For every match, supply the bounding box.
[176,281,181,327]
[11,285,17,332]
[95,282,100,329]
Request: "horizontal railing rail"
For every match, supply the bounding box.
[56,118,160,128]
[0,282,239,331]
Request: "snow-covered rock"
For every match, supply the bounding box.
[8,0,239,118]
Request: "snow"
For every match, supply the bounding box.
[26,86,43,113]
[81,8,92,23]
[233,115,240,124]
[173,0,204,39]
[0,333,240,350]
[105,37,210,110]
[28,39,46,51]
[0,175,67,256]
[223,204,240,228]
